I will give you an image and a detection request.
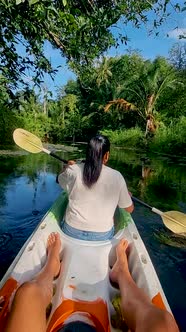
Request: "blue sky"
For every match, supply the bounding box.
[22,1,186,99]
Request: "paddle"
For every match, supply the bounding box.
[132,196,186,235]
[13,128,68,164]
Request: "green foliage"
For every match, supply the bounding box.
[64,52,185,133]
[101,128,144,148]
[106,143,186,211]
[57,94,78,129]
[150,117,186,154]
[101,116,186,155]
[109,56,183,122]
[1,47,186,155]
[0,109,23,144]
[0,0,185,88]
[18,112,52,138]
[0,75,24,143]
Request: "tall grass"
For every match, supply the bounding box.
[150,116,186,154]
[101,117,186,154]
[101,127,144,148]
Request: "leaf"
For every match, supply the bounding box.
[29,0,39,5]
[16,0,23,4]
[62,0,67,6]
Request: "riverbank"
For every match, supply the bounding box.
[0,143,79,156]
[1,141,186,163]
[101,117,186,155]
[1,115,186,158]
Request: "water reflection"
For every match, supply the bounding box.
[109,148,186,212]
[0,146,186,331]
[0,152,66,278]
[109,147,186,331]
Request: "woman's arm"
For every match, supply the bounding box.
[124,191,134,213]
[56,160,76,184]
[118,179,134,214]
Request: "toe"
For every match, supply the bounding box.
[122,239,128,250]
[120,238,128,249]
[47,232,55,247]
[55,232,60,242]
[116,239,128,256]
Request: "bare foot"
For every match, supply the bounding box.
[46,232,61,278]
[110,239,130,284]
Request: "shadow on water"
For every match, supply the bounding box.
[0,145,185,331]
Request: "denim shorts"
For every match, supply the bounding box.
[61,221,114,241]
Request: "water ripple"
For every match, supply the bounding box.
[0,232,12,251]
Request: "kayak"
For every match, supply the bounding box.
[0,191,171,332]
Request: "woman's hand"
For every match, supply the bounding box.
[57,160,76,183]
[68,160,76,165]
[62,160,76,172]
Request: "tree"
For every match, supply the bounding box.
[0,75,24,143]
[58,94,78,128]
[104,57,183,125]
[16,90,41,114]
[169,43,186,70]
[157,43,186,121]
[94,56,113,88]
[1,0,185,89]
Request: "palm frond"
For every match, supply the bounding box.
[104,99,137,112]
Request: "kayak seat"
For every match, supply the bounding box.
[47,298,110,332]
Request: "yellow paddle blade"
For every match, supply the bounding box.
[162,211,186,235]
[13,128,43,153]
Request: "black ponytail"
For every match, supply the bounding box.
[83,134,110,188]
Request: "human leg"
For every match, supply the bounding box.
[110,239,179,332]
[5,233,61,332]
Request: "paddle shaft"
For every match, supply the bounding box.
[24,139,68,164]
[49,151,68,164]
[132,196,186,230]
[132,196,152,209]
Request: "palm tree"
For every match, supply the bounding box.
[94,56,113,88]
[104,57,183,125]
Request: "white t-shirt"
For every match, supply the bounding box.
[58,164,132,232]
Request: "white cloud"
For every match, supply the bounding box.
[168,28,186,39]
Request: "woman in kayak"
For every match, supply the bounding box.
[58,134,134,241]
[5,233,179,332]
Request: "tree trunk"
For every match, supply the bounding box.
[146,93,155,115]
[43,98,48,117]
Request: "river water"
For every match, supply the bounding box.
[0,146,185,331]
